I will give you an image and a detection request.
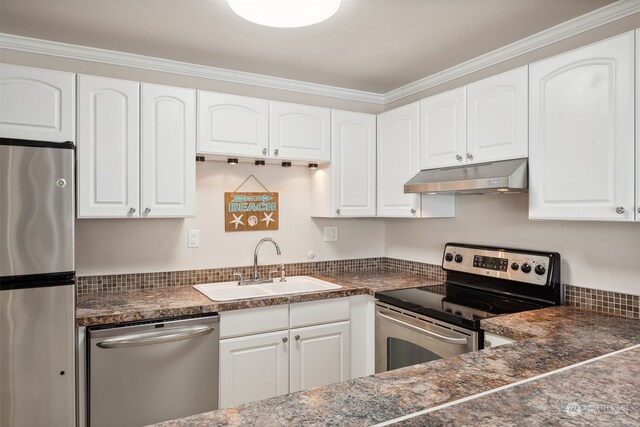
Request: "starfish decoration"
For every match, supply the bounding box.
[229,213,244,229]
[261,212,275,227]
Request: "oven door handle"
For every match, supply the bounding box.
[376,311,469,345]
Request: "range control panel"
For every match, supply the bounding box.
[442,243,555,286]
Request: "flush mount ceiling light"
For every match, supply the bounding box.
[227,0,341,28]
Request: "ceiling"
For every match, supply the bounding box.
[0,0,617,93]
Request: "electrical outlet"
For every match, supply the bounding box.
[188,229,200,248]
[323,226,338,242]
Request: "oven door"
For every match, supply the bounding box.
[375,302,478,373]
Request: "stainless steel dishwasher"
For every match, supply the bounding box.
[87,314,219,427]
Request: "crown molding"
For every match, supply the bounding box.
[384,0,640,103]
[0,0,638,106]
[0,33,385,105]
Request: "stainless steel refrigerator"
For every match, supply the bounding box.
[0,138,75,427]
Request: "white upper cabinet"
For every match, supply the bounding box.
[310,110,376,217]
[467,66,528,164]
[529,32,635,221]
[141,83,196,217]
[197,91,269,157]
[270,101,331,162]
[419,87,466,170]
[419,67,527,170]
[0,64,75,142]
[377,102,421,217]
[77,75,140,218]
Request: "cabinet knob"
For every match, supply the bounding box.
[336,209,341,215]
[128,207,136,214]
[410,209,416,215]
[466,153,473,161]
[262,148,268,156]
[282,337,288,343]
[144,207,151,214]
[638,207,640,214]
[273,149,279,157]
[455,154,463,161]
[615,206,625,215]
[295,335,301,341]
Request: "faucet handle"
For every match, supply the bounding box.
[267,268,279,282]
[279,264,287,282]
[233,272,244,286]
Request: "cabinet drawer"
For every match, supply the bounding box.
[290,298,350,328]
[220,305,289,338]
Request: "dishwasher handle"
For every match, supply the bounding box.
[96,325,215,349]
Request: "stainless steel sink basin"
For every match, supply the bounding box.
[193,276,342,302]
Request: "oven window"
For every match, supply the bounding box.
[387,337,441,371]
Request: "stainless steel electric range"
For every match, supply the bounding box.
[375,243,561,373]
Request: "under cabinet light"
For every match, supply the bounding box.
[308,163,318,169]
[255,160,266,166]
[228,158,239,165]
[281,161,292,168]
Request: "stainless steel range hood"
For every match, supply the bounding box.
[404,158,528,195]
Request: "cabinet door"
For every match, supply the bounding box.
[377,102,420,217]
[467,66,528,164]
[270,101,330,162]
[219,330,289,408]
[0,64,75,142]
[419,87,466,169]
[77,75,140,218]
[197,91,269,157]
[289,321,350,393]
[330,110,376,217]
[529,32,635,221]
[140,83,196,217]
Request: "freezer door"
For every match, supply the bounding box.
[0,284,76,427]
[0,141,74,276]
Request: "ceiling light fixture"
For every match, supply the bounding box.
[227,0,341,28]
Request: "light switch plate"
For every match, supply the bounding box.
[323,226,338,242]
[188,229,200,248]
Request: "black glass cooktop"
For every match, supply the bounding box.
[375,284,548,330]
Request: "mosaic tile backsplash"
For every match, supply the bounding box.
[77,259,639,319]
[77,257,446,294]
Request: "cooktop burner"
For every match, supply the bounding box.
[375,284,546,330]
[375,243,562,331]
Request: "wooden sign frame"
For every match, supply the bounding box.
[225,192,279,232]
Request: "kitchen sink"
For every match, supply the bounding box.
[193,276,342,302]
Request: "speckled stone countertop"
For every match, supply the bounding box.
[76,270,443,326]
[151,306,640,427]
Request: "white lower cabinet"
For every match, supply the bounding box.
[218,298,359,409]
[219,329,289,408]
[289,321,350,393]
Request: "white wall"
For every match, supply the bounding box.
[385,194,640,296]
[75,161,385,276]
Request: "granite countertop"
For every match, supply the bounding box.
[76,270,443,326]
[152,306,640,427]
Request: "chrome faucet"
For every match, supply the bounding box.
[252,237,281,283]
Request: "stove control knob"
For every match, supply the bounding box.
[445,253,454,262]
[521,263,532,274]
[511,262,519,271]
[454,254,463,263]
[535,264,546,275]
